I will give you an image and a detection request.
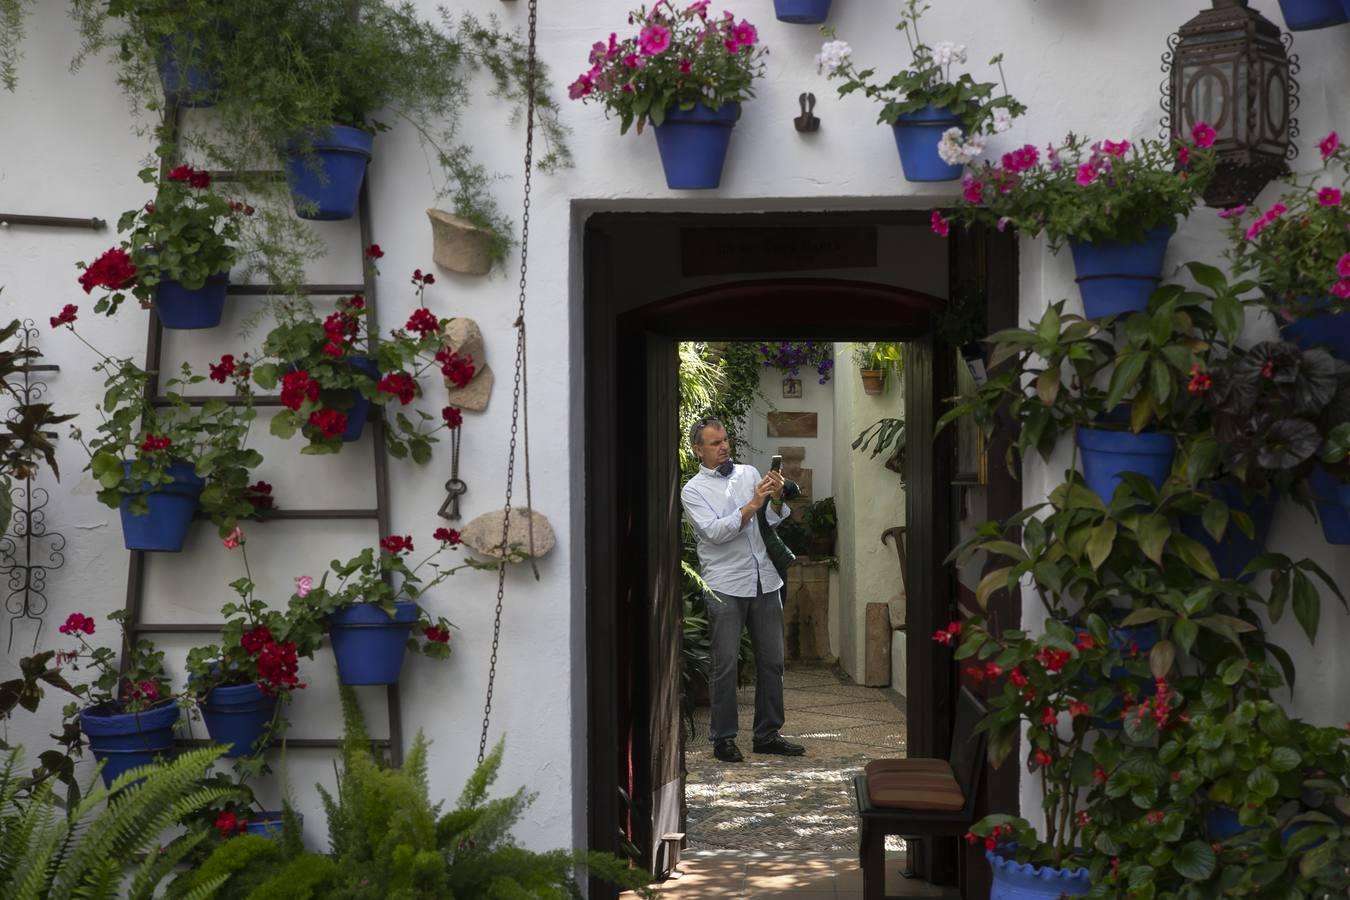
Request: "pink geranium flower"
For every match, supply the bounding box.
[1338,252,1350,279]
[638,24,672,56]
[1191,121,1217,149]
[222,527,244,550]
[930,209,950,237]
[1319,187,1343,207]
[1319,131,1341,162]
[294,575,314,598]
[1333,280,1350,300]
[962,178,984,204]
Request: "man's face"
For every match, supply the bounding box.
[695,425,730,470]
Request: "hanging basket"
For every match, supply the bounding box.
[1311,466,1350,545]
[1068,226,1173,320]
[1076,427,1175,503]
[1281,298,1350,360]
[119,460,205,552]
[427,208,494,276]
[157,33,219,108]
[859,368,884,395]
[1277,0,1348,29]
[154,271,229,330]
[774,0,833,24]
[652,102,740,190]
[285,126,374,220]
[200,683,278,758]
[79,701,180,787]
[328,601,418,685]
[1178,479,1275,580]
[986,847,1090,899]
[890,104,963,182]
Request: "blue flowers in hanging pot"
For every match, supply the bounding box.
[285,126,375,220]
[568,3,767,191]
[817,4,1025,184]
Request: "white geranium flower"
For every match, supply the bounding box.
[932,41,967,67]
[990,107,1012,134]
[815,39,853,73]
[937,127,986,166]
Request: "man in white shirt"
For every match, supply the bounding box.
[681,417,806,763]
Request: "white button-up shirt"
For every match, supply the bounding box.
[681,463,790,597]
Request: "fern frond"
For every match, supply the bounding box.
[456,738,504,809]
[175,873,231,900]
[127,828,210,900]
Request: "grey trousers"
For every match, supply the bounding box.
[708,587,786,744]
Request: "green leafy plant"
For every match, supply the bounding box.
[570,2,768,134]
[941,126,1218,250]
[0,743,238,900]
[818,0,1024,142]
[1224,132,1350,319]
[852,417,906,474]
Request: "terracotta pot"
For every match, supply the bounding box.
[427,208,494,276]
[859,368,884,394]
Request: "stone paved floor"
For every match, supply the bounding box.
[685,663,907,854]
[622,856,957,898]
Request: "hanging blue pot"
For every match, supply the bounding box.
[1281,297,1350,360]
[119,460,205,552]
[890,104,963,182]
[1068,226,1173,320]
[1076,427,1176,503]
[157,33,219,107]
[1277,0,1348,29]
[328,601,418,685]
[200,683,278,758]
[652,103,740,190]
[774,0,833,23]
[285,126,374,220]
[341,356,380,442]
[1179,479,1275,581]
[1310,466,1350,545]
[154,271,229,330]
[79,701,180,788]
[986,847,1090,899]
[245,811,301,839]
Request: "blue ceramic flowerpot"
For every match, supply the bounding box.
[245,811,301,839]
[1277,0,1347,30]
[200,683,278,758]
[1068,226,1173,320]
[119,460,205,552]
[1310,466,1350,545]
[653,103,740,190]
[328,601,418,685]
[341,356,380,442]
[1282,297,1350,360]
[285,126,374,220]
[986,848,1090,899]
[1076,427,1176,503]
[1179,479,1275,580]
[1080,620,1160,728]
[79,701,180,787]
[774,0,833,23]
[154,271,229,330]
[157,33,218,107]
[891,104,963,182]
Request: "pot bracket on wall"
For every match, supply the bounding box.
[443,318,494,411]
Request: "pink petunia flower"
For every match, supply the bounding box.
[1319,131,1341,162]
[1319,187,1343,207]
[638,24,672,56]
[1333,280,1350,300]
[732,20,757,47]
[1076,161,1100,187]
[930,209,950,237]
[1191,121,1217,149]
[1218,204,1247,219]
[1101,139,1130,158]
[962,177,984,204]
[1338,252,1350,279]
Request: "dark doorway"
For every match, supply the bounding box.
[582,211,1021,898]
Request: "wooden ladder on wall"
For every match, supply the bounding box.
[118,102,404,764]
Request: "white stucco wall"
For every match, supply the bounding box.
[747,361,834,498]
[2,0,1348,859]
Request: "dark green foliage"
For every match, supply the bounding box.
[168,835,286,900]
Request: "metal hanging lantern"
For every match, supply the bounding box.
[1162,0,1300,208]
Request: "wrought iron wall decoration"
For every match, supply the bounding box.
[1161,0,1300,209]
[2,320,66,651]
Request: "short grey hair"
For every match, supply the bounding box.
[689,416,724,449]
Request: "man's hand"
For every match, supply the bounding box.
[765,470,786,500]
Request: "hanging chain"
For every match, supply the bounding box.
[479,0,539,766]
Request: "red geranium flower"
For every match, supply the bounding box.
[140,434,172,453]
[78,248,138,294]
[280,370,320,411]
[411,269,436,286]
[433,527,462,546]
[376,372,416,405]
[208,354,237,383]
[322,342,344,359]
[308,408,347,438]
[1033,749,1053,768]
[240,625,274,656]
[1035,647,1071,673]
[246,481,275,512]
[49,304,78,328]
[214,811,248,837]
[59,612,96,635]
[167,165,193,183]
[442,406,463,429]
[437,350,476,389]
[380,534,414,555]
[405,308,440,336]
[256,639,304,695]
[422,625,451,643]
[365,244,384,259]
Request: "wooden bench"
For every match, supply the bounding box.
[853,687,987,899]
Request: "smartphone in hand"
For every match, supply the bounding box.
[770,455,783,472]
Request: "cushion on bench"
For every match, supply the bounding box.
[864,757,951,779]
[865,761,965,811]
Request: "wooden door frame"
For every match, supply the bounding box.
[581,211,1020,898]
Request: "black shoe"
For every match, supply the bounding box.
[713,739,744,763]
[753,735,805,756]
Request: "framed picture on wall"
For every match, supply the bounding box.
[782,377,802,399]
[952,349,987,486]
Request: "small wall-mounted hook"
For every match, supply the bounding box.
[794,92,820,133]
